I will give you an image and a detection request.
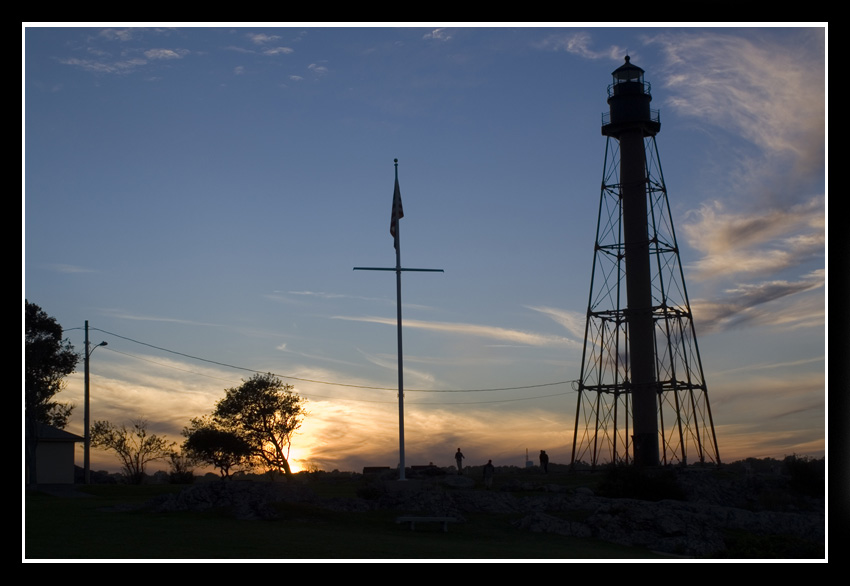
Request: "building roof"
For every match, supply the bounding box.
[24,420,84,442]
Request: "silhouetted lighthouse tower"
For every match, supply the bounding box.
[571,57,720,467]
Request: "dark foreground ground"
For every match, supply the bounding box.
[24,458,826,561]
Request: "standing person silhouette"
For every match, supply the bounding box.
[539,450,549,473]
[455,448,465,474]
[483,459,495,488]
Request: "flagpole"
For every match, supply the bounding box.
[393,160,407,481]
[353,159,442,483]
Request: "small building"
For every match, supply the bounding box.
[25,420,83,485]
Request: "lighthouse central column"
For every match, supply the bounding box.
[619,127,659,467]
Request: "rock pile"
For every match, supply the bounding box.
[144,464,824,558]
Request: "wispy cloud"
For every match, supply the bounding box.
[248,33,280,45]
[423,28,453,42]
[308,63,328,75]
[682,196,825,280]
[650,30,825,333]
[356,349,437,387]
[691,271,824,333]
[99,309,223,328]
[144,48,188,60]
[333,315,579,348]
[263,46,294,56]
[99,28,136,42]
[288,290,349,300]
[281,290,435,311]
[713,356,824,377]
[525,306,586,339]
[535,31,625,60]
[224,45,255,55]
[59,56,147,75]
[57,28,187,75]
[243,32,294,56]
[650,30,824,177]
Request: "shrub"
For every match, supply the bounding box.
[168,452,196,484]
[783,454,824,497]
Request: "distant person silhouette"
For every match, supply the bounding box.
[483,459,495,488]
[455,448,465,473]
[539,450,549,473]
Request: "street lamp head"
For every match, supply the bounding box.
[87,340,108,358]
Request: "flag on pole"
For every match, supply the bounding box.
[390,175,404,249]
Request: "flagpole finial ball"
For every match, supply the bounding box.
[394,158,398,163]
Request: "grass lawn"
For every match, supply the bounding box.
[24,483,664,560]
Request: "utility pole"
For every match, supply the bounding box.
[83,321,106,483]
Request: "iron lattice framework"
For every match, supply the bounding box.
[570,134,721,467]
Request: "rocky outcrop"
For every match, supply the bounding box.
[144,466,824,557]
[372,482,823,557]
[510,494,823,557]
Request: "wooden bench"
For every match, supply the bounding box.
[395,516,460,532]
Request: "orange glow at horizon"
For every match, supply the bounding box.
[59,361,825,478]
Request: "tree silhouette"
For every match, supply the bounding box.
[212,373,306,479]
[182,416,253,479]
[90,418,175,484]
[25,300,79,428]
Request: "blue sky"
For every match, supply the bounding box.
[23,25,826,474]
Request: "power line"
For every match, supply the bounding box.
[99,345,573,406]
[102,347,236,383]
[91,327,577,394]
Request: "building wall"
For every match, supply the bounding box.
[34,442,77,484]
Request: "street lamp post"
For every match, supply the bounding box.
[84,320,107,484]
